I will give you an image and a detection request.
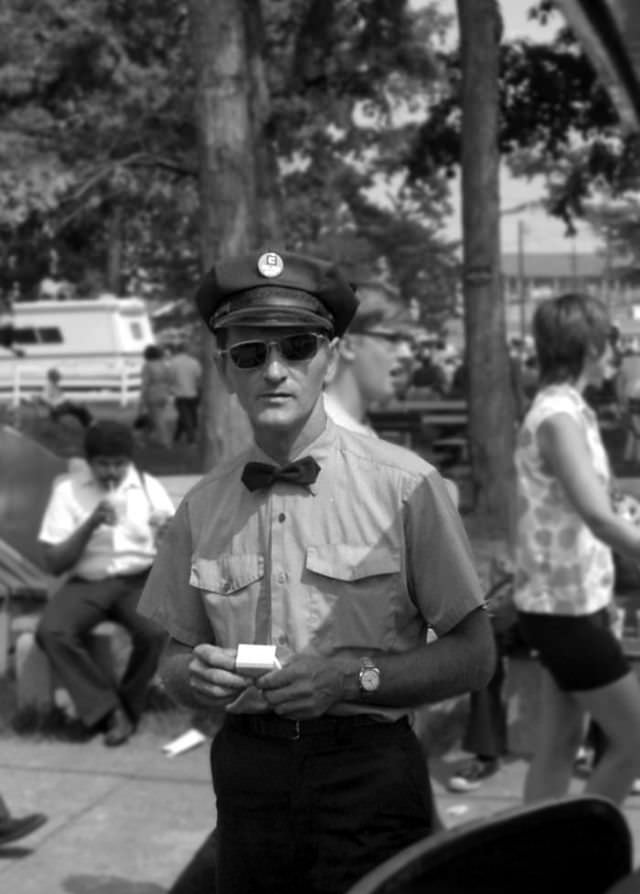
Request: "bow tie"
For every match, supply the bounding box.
[241,456,321,492]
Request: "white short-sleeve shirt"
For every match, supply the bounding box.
[38,461,175,580]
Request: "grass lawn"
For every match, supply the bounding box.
[8,399,203,477]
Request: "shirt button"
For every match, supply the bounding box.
[278,513,286,523]
[277,572,287,583]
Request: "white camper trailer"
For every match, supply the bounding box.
[0,295,155,407]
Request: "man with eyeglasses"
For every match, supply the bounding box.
[138,249,494,894]
[323,281,406,436]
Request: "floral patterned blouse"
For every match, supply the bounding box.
[514,382,614,615]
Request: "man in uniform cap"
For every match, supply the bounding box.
[139,249,494,894]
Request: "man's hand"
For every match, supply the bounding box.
[255,655,346,719]
[90,499,117,528]
[189,644,253,708]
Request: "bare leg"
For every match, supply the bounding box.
[523,667,584,803]
[575,670,640,805]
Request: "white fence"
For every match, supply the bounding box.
[0,364,142,408]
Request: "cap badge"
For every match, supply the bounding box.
[257,251,284,278]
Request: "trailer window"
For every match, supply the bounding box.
[12,327,37,344]
[38,327,63,343]
[11,326,63,344]
[129,321,143,340]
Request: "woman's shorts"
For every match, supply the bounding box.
[517,607,629,692]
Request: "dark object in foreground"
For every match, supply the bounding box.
[0,812,48,848]
[345,796,632,894]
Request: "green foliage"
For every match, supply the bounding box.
[0,0,457,318]
[0,0,198,297]
[407,1,638,241]
[4,0,640,308]
[265,0,459,311]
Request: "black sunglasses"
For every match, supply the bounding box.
[222,332,327,369]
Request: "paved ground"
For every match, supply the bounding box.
[4,476,640,891]
[0,729,214,894]
[3,727,640,893]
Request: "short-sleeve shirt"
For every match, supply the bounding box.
[514,383,614,615]
[39,462,176,580]
[169,352,202,398]
[138,417,484,719]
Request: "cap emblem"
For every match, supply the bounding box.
[257,252,284,279]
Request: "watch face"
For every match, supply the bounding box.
[360,667,380,692]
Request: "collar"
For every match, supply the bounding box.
[246,417,339,496]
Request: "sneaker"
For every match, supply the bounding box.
[447,758,499,793]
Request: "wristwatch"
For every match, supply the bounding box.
[358,657,381,695]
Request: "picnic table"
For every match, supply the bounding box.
[368,395,469,461]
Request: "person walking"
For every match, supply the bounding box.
[139,344,173,447]
[36,420,175,746]
[138,249,495,894]
[169,343,202,445]
[514,292,640,806]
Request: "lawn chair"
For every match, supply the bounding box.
[0,424,67,675]
[346,796,632,894]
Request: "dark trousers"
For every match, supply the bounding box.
[174,396,199,444]
[211,718,433,894]
[169,829,218,894]
[36,571,166,727]
[462,650,507,759]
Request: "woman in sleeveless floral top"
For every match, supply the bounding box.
[515,293,640,806]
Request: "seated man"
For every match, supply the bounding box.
[36,419,175,746]
[36,367,93,428]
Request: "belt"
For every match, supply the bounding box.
[226,713,399,742]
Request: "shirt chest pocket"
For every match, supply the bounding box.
[304,544,402,650]
[190,555,265,645]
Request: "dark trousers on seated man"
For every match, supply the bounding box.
[36,570,166,731]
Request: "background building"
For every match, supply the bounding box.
[502,251,640,342]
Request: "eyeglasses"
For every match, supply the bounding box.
[222,332,327,369]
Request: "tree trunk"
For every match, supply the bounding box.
[457,0,515,538]
[106,205,123,294]
[188,0,282,471]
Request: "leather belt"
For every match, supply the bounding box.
[226,713,399,742]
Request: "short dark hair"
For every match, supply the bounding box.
[84,419,134,460]
[144,344,162,360]
[533,293,611,383]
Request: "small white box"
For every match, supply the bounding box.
[235,644,282,676]
[162,728,207,757]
